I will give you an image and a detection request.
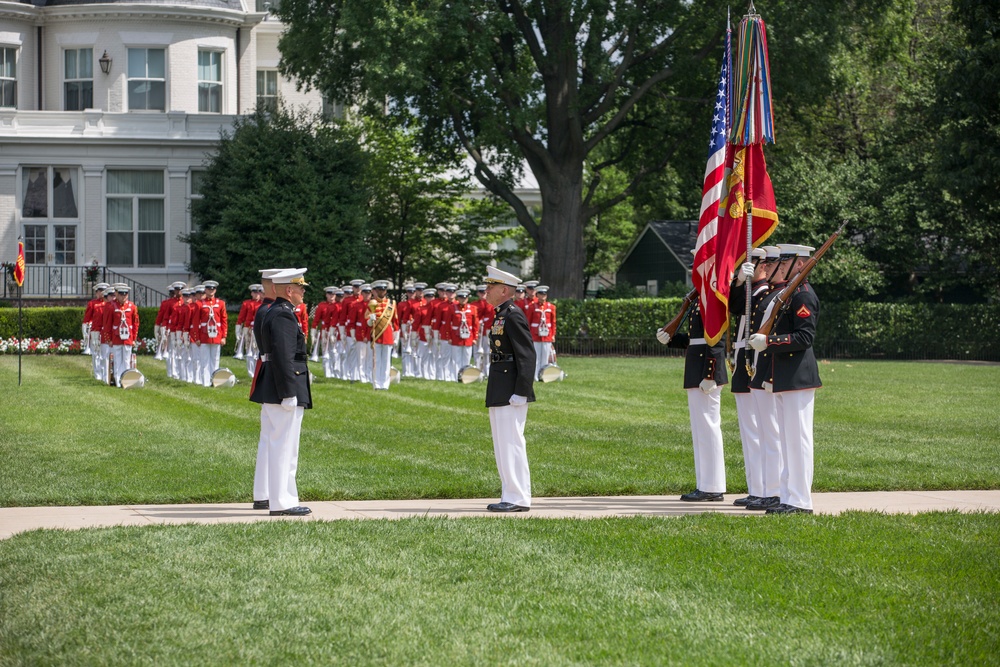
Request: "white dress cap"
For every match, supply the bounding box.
[271,268,309,285]
[485,265,521,287]
[777,244,815,257]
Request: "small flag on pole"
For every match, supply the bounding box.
[13,240,25,287]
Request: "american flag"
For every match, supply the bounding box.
[692,24,731,324]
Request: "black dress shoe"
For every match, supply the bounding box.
[746,496,781,511]
[765,504,813,515]
[270,506,312,516]
[252,500,269,510]
[733,495,760,506]
[487,502,530,512]
[680,489,724,502]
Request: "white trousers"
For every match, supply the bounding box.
[253,406,271,503]
[489,403,531,507]
[451,343,473,377]
[344,338,359,381]
[686,387,726,493]
[323,338,337,378]
[417,341,433,379]
[357,343,371,383]
[373,343,393,390]
[437,341,452,380]
[90,332,103,380]
[111,345,132,385]
[734,392,763,497]
[99,343,112,383]
[260,403,304,512]
[751,388,782,498]
[200,344,221,386]
[533,341,552,381]
[774,389,815,510]
[246,349,258,378]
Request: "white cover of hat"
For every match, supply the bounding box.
[271,268,308,284]
[485,265,521,287]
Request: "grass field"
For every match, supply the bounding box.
[1,514,998,666]
[1,355,998,506]
[1,355,999,665]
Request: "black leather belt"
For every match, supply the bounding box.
[491,353,515,363]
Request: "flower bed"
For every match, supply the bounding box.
[0,338,157,355]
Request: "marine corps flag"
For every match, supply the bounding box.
[13,240,25,287]
[700,7,779,346]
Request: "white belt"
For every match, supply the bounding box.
[689,338,707,345]
[734,342,746,350]
[260,354,270,362]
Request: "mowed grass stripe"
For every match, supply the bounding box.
[1,355,998,506]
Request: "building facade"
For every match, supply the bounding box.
[0,0,323,304]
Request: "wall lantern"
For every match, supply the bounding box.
[99,51,112,75]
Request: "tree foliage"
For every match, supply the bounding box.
[186,107,370,305]
[276,0,738,297]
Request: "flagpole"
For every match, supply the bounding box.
[17,280,22,386]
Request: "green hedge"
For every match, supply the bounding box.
[549,298,1000,361]
[2,302,997,360]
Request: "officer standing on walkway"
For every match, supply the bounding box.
[482,266,536,512]
[250,268,313,517]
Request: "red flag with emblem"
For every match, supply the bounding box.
[13,241,25,287]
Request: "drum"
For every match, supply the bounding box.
[211,367,237,387]
[458,365,483,384]
[119,368,145,389]
[538,364,566,383]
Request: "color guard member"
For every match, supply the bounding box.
[449,289,479,374]
[528,285,556,380]
[103,284,140,386]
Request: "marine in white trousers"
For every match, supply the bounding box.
[451,343,472,376]
[489,403,531,508]
[437,340,452,380]
[111,344,132,385]
[532,341,552,381]
[751,388,782,499]
[686,386,726,494]
[734,392,763,499]
[259,402,304,512]
[372,343,393,390]
[200,343,221,386]
[253,405,271,506]
[774,389,815,510]
[90,332,104,380]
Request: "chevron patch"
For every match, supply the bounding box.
[796,305,812,318]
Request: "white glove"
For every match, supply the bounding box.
[393,331,400,345]
[656,328,671,345]
[280,396,298,410]
[367,313,377,326]
[749,333,768,351]
[736,261,755,284]
[509,394,527,406]
[699,378,717,394]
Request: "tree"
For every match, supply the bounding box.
[276,0,733,297]
[361,119,516,288]
[186,107,370,305]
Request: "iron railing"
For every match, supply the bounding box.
[554,336,999,362]
[1,266,168,307]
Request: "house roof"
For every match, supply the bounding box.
[621,220,698,270]
[21,0,244,9]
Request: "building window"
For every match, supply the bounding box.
[198,50,223,113]
[0,47,16,108]
[22,167,79,219]
[256,69,278,112]
[255,0,281,12]
[64,48,93,111]
[322,96,345,121]
[107,170,165,267]
[127,48,166,111]
[23,225,46,265]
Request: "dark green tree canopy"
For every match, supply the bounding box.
[186,107,370,305]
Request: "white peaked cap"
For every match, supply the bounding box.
[777,244,815,257]
[271,268,309,285]
[751,247,767,259]
[485,265,521,287]
[763,245,781,259]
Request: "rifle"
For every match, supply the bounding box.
[660,288,698,339]
[755,221,848,337]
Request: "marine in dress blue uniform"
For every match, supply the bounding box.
[483,266,536,512]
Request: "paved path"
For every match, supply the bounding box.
[2,490,998,540]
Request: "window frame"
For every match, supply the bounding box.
[105,169,167,268]
[0,46,17,109]
[126,47,167,112]
[256,69,279,112]
[197,49,224,114]
[63,47,94,111]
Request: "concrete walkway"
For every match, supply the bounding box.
[2,490,998,540]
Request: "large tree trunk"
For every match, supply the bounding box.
[535,170,586,299]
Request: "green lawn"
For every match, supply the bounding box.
[1,514,997,666]
[1,355,998,506]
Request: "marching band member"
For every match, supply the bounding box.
[472,285,494,372]
[433,285,456,380]
[322,288,344,378]
[397,284,418,378]
[102,284,140,387]
[196,280,228,386]
[310,288,335,362]
[449,289,479,375]
[234,284,258,361]
[523,280,539,310]
[346,284,372,382]
[341,280,366,382]
[91,284,113,381]
[528,285,556,380]
[166,288,190,380]
[513,284,528,311]
[294,299,309,338]
[153,284,175,361]
[368,280,399,390]
[417,287,436,380]
[82,283,107,357]
[242,284,265,377]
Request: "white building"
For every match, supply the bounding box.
[0,0,324,304]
